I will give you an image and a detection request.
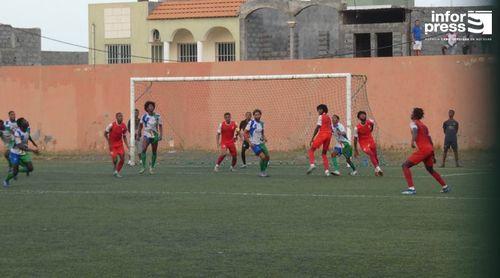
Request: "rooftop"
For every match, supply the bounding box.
[148,0,247,20]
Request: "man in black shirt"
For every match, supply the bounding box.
[441,109,460,167]
[239,112,252,168]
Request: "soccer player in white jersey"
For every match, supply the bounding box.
[2,111,17,169]
[331,115,357,176]
[3,118,39,188]
[244,109,270,177]
[138,101,163,174]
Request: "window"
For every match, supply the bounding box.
[106,44,131,64]
[354,33,371,57]
[178,43,197,62]
[216,42,236,62]
[152,29,161,42]
[151,44,164,63]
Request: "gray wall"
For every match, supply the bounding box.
[0,25,41,66]
[41,51,88,66]
[244,8,290,60]
[295,5,340,59]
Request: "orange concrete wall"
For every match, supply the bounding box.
[0,56,493,152]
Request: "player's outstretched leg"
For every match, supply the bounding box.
[366,146,383,176]
[150,142,158,174]
[114,153,125,178]
[425,165,451,193]
[401,161,417,195]
[258,145,270,177]
[215,154,226,172]
[307,147,317,174]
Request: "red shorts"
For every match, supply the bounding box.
[408,148,435,167]
[360,140,377,154]
[312,133,332,151]
[110,145,125,158]
[221,142,237,157]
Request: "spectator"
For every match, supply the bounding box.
[412,20,423,56]
[441,109,460,168]
[442,32,458,55]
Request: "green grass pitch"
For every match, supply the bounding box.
[0,151,492,277]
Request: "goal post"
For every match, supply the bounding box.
[129,73,368,159]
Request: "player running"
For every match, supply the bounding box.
[214,113,238,172]
[331,115,357,176]
[138,101,163,174]
[401,108,451,195]
[244,109,270,177]
[3,118,39,188]
[353,111,383,176]
[307,104,332,176]
[0,120,12,168]
[105,112,129,178]
[239,112,252,168]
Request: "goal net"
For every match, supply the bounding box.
[129,74,373,159]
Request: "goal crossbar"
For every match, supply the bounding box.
[129,73,353,158]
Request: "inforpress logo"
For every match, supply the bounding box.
[424,10,493,35]
[467,11,492,35]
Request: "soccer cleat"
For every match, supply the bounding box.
[230,166,236,172]
[401,188,417,195]
[259,172,269,177]
[306,164,317,175]
[139,167,146,174]
[332,170,341,176]
[440,185,451,193]
[214,165,220,172]
[325,170,331,177]
[127,160,135,166]
[3,180,10,188]
[375,170,384,177]
[240,164,247,169]
[149,167,155,175]
[350,170,358,176]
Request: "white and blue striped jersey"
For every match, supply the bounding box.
[10,129,29,155]
[245,120,264,145]
[140,113,163,138]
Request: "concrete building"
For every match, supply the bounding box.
[0,24,88,66]
[87,0,492,65]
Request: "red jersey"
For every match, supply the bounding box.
[411,120,433,151]
[106,122,127,147]
[316,114,333,134]
[218,121,237,144]
[355,119,375,144]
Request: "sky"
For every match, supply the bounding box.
[0,0,493,51]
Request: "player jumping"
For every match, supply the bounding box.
[105,112,129,178]
[353,111,383,176]
[3,118,39,188]
[214,113,238,172]
[331,115,357,176]
[244,109,270,177]
[239,112,252,168]
[402,108,451,195]
[307,104,332,176]
[138,101,163,174]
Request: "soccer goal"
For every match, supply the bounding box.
[129,73,372,159]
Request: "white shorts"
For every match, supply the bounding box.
[413,41,422,50]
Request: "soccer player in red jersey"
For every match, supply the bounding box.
[105,112,129,178]
[402,108,450,195]
[307,104,332,176]
[353,111,383,176]
[214,112,238,172]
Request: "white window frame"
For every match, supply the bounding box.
[216,42,236,62]
[106,44,131,64]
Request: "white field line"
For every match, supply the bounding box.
[0,189,491,201]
